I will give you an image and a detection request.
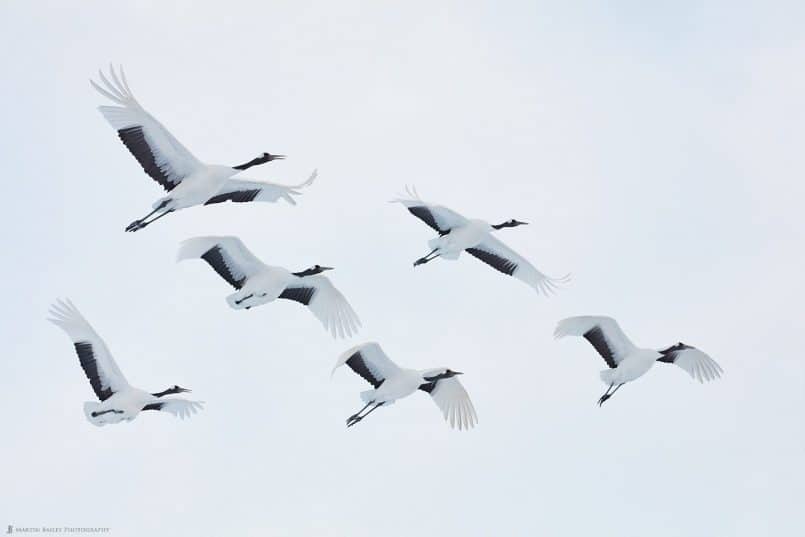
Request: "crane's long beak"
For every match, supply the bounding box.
[454,371,464,375]
[179,388,192,393]
[320,266,334,271]
[271,154,286,160]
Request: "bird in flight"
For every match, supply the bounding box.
[178,236,361,339]
[48,299,204,426]
[91,65,317,232]
[332,342,478,430]
[554,316,723,406]
[393,186,569,295]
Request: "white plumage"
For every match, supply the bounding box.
[393,186,569,295]
[48,300,204,426]
[555,315,723,405]
[332,342,478,430]
[178,236,361,339]
[92,65,317,231]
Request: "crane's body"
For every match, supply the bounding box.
[226,266,301,310]
[84,388,160,425]
[427,219,493,260]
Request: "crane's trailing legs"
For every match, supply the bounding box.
[91,409,124,417]
[234,294,254,306]
[346,402,384,427]
[413,248,440,267]
[125,200,174,232]
[597,383,624,407]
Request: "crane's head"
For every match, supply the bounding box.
[260,152,286,162]
[492,219,529,230]
[423,368,463,382]
[293,265,334,277]
[152,385,192,398]
[233,152,286,171]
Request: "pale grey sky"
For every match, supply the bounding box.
[2,1,804,535]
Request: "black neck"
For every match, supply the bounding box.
[423,372,451,382]
[293,266,326,277]
[492,222,514,230]
[151,387,180,398]
[659,342,692,356]
[233,156,269,171]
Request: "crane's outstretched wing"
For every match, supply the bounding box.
[657,343,723,383]
[331,342,401,388]
[280,274,361,339]
[143,399,205,419]
[466,235,570,296]
[206,170,317,206]
[419,376,478,431]
[391,186,468,235]
[92,65,203,191]
[554,316,637,368]
[48,299,130,401]
[178,236,267,290]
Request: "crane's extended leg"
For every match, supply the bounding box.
[414,249,440,267]
[234,294,254,306]
[346,402,384,428]
[125,201,172,232]
[345,402,373,425]
[91,409,124,417]
[598,383,623,407]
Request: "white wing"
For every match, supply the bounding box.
[554,316,638,368]
[92,65,203,191]
[48,299,130,401]
[467,235,570,295]
[331,342,401,387]
[178,236,267,290]
[206,169,317,206]
[658,344,723,383]
[280,274,361,339]
[391,186,468,234]
[427,377,478,431]
[146,399,205,420]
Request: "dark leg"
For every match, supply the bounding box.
[345,401,373,425]
[414,248,440,267]
[125,201,173,232]
[598,383,623,407]
[126,201,167,232]
[346,402,384,428]
[126,209,175,232]
[234,294,254,306]
[91,409,124,417]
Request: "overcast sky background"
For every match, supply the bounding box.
[2,1,804,535]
